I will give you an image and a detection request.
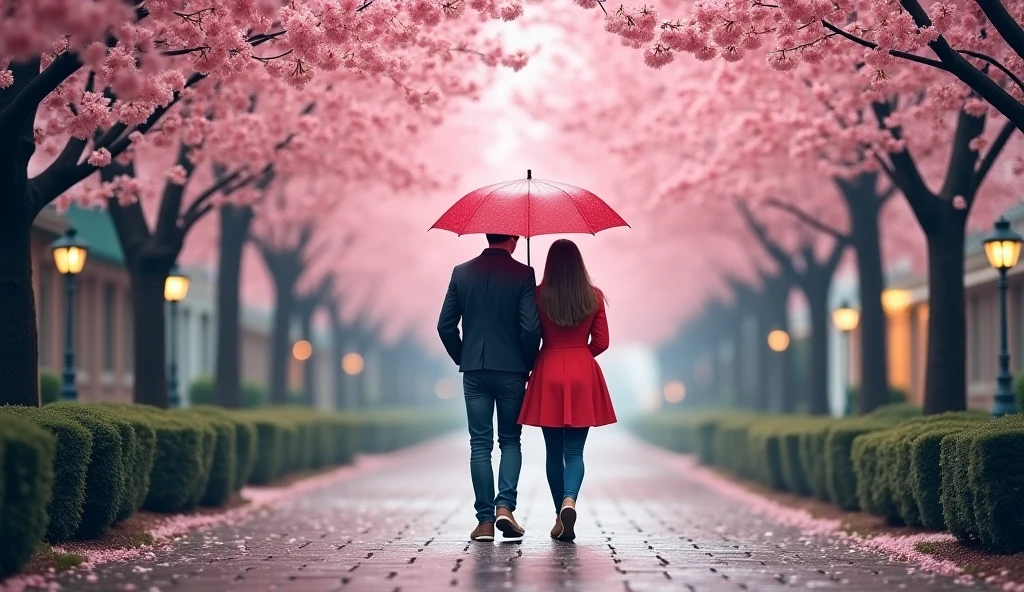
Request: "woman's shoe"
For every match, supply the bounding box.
[550,516,564,539]
[557,497,577,541]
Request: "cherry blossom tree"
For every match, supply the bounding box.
[0,0,530,406]
[600,1,1024,131]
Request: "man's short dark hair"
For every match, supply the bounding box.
[486,234,517,244]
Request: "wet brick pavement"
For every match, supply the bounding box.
[47,427,985,591]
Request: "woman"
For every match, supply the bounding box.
[518,239,616,542]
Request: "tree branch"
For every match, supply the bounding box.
[734,198,799,280]
[957,49,1024,93]
[763,198,851,243]
[0,53,83,133]
[820,20,948,70]
[971,1,1024,63]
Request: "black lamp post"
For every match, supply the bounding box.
[164,265,190,408]
[983,216,1023,417]
[51,227,89,401]
[832,301,860,416]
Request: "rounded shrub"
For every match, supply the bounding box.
[133,411,209,513]
[0,414,56,577]
[78,407,138,522]
[175,410,237,507]
[191,406,256,492]
[188,376,215,406]
[47,403,124,539]
[39,371,61,405]
[0,406,91,543]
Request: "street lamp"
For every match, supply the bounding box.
[663,380,686,403]
[832,301,860,416]
[292,339,313,361]
[767,329,790,352]
[983,216,1024,416]
[341,352,364,375]
[164,265,190,407]
[51,228,88,401]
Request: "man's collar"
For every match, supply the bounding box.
[482,248,512,257]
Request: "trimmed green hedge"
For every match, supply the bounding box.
[632,406,1024,554]
[0,406,91,543]
[0,415,56,577]
[941,414,1024,553]
[46,404,125,539]
[1,402,460,577]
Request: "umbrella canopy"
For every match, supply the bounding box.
[431,170,629,264]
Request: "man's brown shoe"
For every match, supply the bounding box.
[470,521,495,542]
[550,516,564,539]
[495,507,525,539]
[557,498,577,542]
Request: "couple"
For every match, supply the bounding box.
[437,234,617,544]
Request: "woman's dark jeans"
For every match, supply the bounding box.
[541,427,590,513]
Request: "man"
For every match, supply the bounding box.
[437,233,542,542]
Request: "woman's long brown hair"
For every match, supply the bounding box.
[540,239,601,327]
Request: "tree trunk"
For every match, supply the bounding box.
[131,267,170,408]
[329,315,349,410]
[843,177,890,413]
[923,220,968,414]
[753,306,772,411]
[0,206,40,407]
[297,304,316,407]
[805,288,831,415]
[214,205,251,408]
[269,277,296,405]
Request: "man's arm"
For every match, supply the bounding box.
[519,268,542,370]
[437,269,463,366]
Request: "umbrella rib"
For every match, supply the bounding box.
[535,180,596,234]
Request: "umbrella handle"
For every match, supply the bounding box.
[527,236,531,267]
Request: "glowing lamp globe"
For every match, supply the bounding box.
[164,266,190,302]
[832,301,860,333]
[766,329,790,352]
[663,380,686,403]
[881,289,911,314]
[983,217,1023,271]
[341,353,364,375]
[292,339,312,361]
[51,228,88,275]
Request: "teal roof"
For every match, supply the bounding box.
[62,205,125,265]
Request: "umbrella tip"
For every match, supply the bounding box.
[527,169,532,179]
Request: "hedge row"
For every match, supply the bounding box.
[634,404,1024,553]
[0,403,460,576]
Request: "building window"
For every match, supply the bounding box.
[200,313,210,375]
[970,295,981,381]
[124,292,133,373]
[39,269,52,367]
[103,283,115,372]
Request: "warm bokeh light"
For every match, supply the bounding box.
[881,289,911,314]
[341,353,364,375]
[292,340,312,361]
[435,378,459,399]
[832,304,860,333]
[663,380,686,403]
[164,271,191,302]
[766,329,790,352]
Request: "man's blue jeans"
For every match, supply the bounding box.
[463,370,526,523]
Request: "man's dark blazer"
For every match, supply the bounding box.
[437,248,542,375]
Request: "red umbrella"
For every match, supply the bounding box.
[430,170,629,265]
